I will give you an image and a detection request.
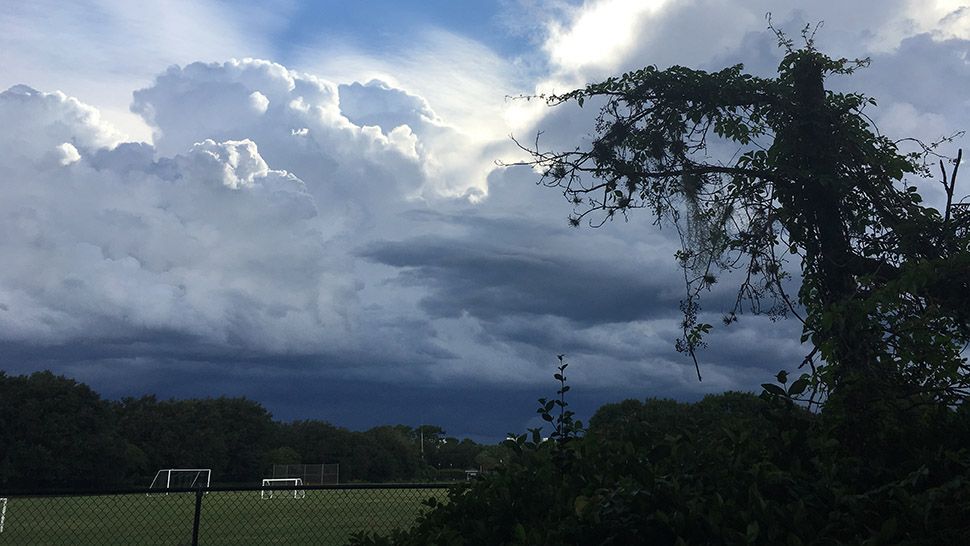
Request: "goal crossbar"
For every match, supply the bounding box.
[149,469,212,495]
[260,478,305,499]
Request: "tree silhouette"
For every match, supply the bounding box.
[512,28,970,453]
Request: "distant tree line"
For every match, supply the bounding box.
[0,371,496,490]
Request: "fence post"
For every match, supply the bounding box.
[191,488,204,546]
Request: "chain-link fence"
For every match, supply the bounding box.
[0,483,450,545]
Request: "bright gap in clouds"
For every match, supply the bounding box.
[288,27,543,200]
[544,0,672,72]
[293,29,529,141]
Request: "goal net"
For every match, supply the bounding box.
[261,478,306,499]
[272,463,339,485]
[149,469,212,493]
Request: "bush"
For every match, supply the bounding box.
[350,389,970,545]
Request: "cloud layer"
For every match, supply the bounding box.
[1,0,968,438]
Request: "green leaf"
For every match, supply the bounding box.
[761,383,787,397]
[513,523,526,542]
[574,495,590,516]
[879,518,897,540]
[787,378,809,396]
[746,521,760,542]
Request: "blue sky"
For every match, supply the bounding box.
[1,0,969,441]
[263,0,531,55]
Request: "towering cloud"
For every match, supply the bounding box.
[0,85,327,353]
[0,63,523,394]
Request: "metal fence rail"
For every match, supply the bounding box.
[0,483,451,545]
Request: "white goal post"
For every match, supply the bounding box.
[1,497,6,534]
[149,468,212,494]
[261,478,306,499]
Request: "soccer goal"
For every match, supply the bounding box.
[261,478,306,499]
[149,468,212,494]
[0,497,6,533]
[272,463,339,485]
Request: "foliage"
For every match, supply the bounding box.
[0,371,128,489]
[509,36,970,450]
[116,395,275,483]
[274,420,482,483]
[351,372,970,545]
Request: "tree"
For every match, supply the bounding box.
[0,371,128,489]
[363,426,423,480]
[115,395,274,483]
[433,438,482,470]
[262,446,302,467]
[474,444,511,471]
[514,30,970,454]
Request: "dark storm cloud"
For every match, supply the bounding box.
[361,233,682,326]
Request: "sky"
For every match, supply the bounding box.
[2,0,969,442]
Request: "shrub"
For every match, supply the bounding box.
[350,379,970,545]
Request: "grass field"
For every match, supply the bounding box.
[0,487,449,545]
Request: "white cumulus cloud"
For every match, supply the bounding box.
[129,58,488,201]
[0,85,336,354]
[0,85,124,165]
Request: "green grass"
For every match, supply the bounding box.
[0,487,449,545]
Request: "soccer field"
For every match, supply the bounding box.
[0,486,449,545]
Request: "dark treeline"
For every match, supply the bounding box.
[0,371,499,490]
[353,385,970,545]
